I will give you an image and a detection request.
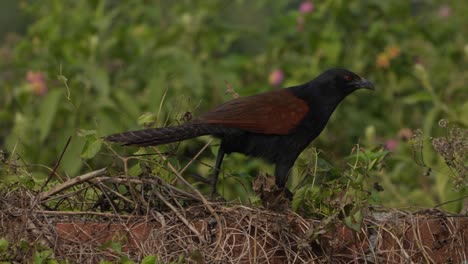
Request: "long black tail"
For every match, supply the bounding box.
[104,123,226,147]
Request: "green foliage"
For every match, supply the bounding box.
[34,250,57,264]
[78,129,102,159]
[141,255,157,264]
[292,145,388,227]
[0,0,466,211]
[100,240,135,264]
[0,238,8,252]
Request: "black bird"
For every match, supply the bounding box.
[105,68,374,195]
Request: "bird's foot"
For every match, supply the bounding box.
[283,188,293,201]
[259,188,291,212]
[209,179,227,202]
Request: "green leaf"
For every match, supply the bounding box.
[114,90,141,120]
[344,210,363,232]
[292,186,308,211]
[137,112,157,126]
[34,250,52,264]
[80,137,102,159]
[177,253,185,263]
[87,64,110,98]
[111,241,122,254]
[60,129,86,176]
[77,129,97,137]
[37,89,62,143]
[402,92,432,105]
[19,175,35,189]
[0,238,9,252]
[141,255,157,264]
[128,162,142,177]
[345,149,389,162]
[101,240,122,255]
[120,256,135,264]
[364,149,389,160]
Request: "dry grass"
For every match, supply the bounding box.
[0,174,466,263]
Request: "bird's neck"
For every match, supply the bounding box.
[290,83,346,133]
[290,83,346,114]
[309,97,343,129]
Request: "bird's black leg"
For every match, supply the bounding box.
[211,146,225,196]
[275,161,295,199]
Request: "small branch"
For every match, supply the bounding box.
[153,189,204,242]
[123,158,147,210]
[41,136,72,193]
[94,177,201,201]
[187,173,211,185]
[179,139,213,175]
[35,210,134,219]
[92,180,135,204]
[434,195,468,209]
[153,145,224,252]
[39,168,107,201]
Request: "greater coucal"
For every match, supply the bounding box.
[105,68,374,195]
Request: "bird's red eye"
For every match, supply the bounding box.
[344,74,353,81]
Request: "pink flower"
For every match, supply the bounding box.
[438,5,451,18]
[26,71,48,96]
[268,69,284,86]
[398,128,413,141]
[385,139,399,152]
[299,1,314,14]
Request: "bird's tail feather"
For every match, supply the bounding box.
[105,123,225,147]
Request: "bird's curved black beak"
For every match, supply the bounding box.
[352,78,375,90]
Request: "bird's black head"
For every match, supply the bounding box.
[291,68,375,106]
[319,68,375,95]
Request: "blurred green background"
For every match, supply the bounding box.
[0,0,466,212]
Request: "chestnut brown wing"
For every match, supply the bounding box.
[195,89,309,135]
